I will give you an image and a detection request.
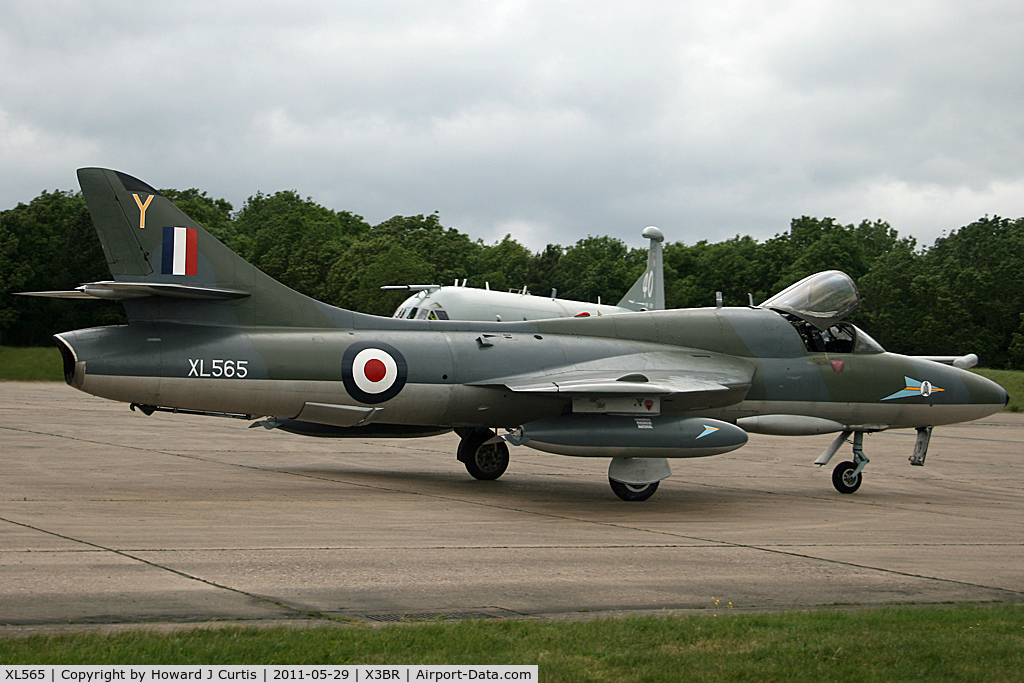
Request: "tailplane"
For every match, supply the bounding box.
[21,168,350,328]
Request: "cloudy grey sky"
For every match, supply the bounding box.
[2,1,1023,251]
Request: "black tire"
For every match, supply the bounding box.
[609,478,659,501]
[832,461,862,494]
[458,428,509,480]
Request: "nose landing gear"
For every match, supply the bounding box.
[831,432,870,494]
[816,430,870,494]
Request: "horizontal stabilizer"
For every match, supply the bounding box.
[17,281,251,301]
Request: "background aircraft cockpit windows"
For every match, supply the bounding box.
[412,308,449,320]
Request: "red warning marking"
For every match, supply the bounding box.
[364,358,387,383]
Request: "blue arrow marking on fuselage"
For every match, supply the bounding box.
[881,376,945,401]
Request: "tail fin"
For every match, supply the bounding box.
[617,226,665,311]
[75,168,350,328]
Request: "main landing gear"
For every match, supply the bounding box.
[456,427,509,480]
[454,431,670,502]
[608,457,672,502]
[609,479,660,501]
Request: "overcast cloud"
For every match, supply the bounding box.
[2,0,1023,250]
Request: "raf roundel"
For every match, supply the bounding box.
[342,342,408,404]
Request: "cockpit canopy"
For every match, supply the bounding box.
[759,270,860,330]
[760,270,883,354]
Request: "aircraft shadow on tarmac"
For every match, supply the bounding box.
[261,456,872,513]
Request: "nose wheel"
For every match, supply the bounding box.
[828,431,869,494]
[831,461,863,493]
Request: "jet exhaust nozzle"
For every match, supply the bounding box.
[54,334,83,388]
[506,414,747,458]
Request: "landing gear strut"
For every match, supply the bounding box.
[816,430,870,494]
[457,428,509,480]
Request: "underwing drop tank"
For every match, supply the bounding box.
[504,415,748,458]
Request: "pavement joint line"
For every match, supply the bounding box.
[0,543,737,553]
[0,513,341,623]
[635,531,1024,599]
[3,541,1021,554]
[5,419,1023,603]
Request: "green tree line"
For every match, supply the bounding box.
[3,187,1024,368]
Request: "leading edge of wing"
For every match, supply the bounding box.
[475,352,754,408]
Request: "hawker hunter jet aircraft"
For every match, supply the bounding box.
[385,226,665,322]
[22,169,1008,501]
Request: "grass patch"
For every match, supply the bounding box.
[973,368,1024,412]
[0,345,63,381]
[2,604,1024,681]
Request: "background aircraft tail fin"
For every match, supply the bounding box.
[76,168,352,328]
[617,226,665,311]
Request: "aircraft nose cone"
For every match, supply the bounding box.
[966,371,1009,408]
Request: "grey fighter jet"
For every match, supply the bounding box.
[22,169,1009,501]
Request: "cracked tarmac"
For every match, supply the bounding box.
[1,381,1022,635]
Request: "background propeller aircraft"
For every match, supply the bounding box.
[384,226,665,322]
[21,169,1009,501]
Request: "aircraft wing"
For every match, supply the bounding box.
[476,351,754,409]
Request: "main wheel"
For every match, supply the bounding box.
[458,428,509,480]
[609,478,659,501]
[832,461,862,494]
